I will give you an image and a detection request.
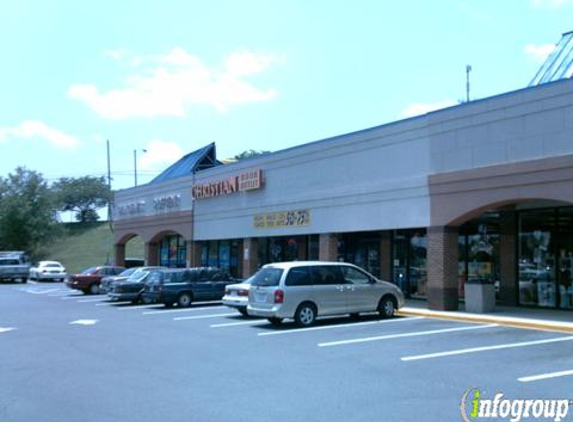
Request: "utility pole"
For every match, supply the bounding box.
[466,65,472,102]
[106,139,114,232]
[133,149,138,186]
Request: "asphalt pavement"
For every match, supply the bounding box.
[1,281,573,422]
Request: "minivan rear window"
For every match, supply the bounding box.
[251,268,283,287]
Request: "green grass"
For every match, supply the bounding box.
[45,222,144,274]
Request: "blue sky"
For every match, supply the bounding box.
[0,0,571,190]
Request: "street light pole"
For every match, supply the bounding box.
[134,148,147,187]
[134,149,138,186]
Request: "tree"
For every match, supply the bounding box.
[0,167,61,253]
[233,149,271,161]
[54,176,112,223]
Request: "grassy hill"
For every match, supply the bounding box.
[45,222,144,274]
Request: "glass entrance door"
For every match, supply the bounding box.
[557,208,573,310]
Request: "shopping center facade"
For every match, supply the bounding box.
[113,75,573,312]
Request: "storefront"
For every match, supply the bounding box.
[114,71,573,313]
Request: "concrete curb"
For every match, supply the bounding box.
[397,307,573,334]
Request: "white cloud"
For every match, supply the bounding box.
[531,0,573,6]
[139,140,184,170]
[69,47,283,119]
[524,43,555,61]
[400,100,457,118]
[0,120,79,148]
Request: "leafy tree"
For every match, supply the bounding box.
[233,149,271,161]
[53,176,111,223]
[0,167,61,254]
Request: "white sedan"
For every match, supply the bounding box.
[29,261,67,282]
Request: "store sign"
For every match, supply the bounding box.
[192,169,263,199]
[254,209,311,229]
[153,194,181,211]
[116,200,147,216]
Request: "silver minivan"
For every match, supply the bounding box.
[247,261,405,327]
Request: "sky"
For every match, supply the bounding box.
[0,0,572,191]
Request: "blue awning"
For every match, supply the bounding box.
[149,143,219,184]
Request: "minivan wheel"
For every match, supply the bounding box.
[378,296,396,319]
[89,283,100,295]
[177,293,193,308]
[295,303,317,327]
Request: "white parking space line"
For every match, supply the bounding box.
[143,306,226,315]
[174,312,237,321]
[61,295,86,300]
[25,288,62,295]
[0,327,16,333]
[95,301,131,306]
[77,298,108,303]
[518,369,573,383]
[259,316,425,337]
[117,304,164,311]
[211,320,267,328]
[401,336,573,362]
[69,319,98,326]
[318,323,497,347]
[27,280,38,285]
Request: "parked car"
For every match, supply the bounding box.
[66,266,125,295]
[29,261,67,282]
[247,261,405,327]
[99,266,164,294]
[141,267,237,307]
[107,269,164,304]
[100,267,139,294]
[0,251,31,283]
[222,276,253,316]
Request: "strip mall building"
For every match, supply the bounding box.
[113,35,573,312]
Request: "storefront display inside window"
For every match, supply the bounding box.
[392,229,427,298]
[159,235,186,268]
[519,207,573,309]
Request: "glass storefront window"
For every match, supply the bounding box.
[339,232,381,277]
[392,229,427,298]
[458,216,500,302]
[159,235,186,268]
[200,239,241,277]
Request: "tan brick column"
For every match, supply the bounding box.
[186,241,202,268]
[319,233,338,261]
[499,211,518,306]
[242,238,259,278]
[114,244,126,267]
[380,231,392,281]
[145,242,159,266]
[427,226,459,311]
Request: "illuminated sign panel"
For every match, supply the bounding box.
[193,169,263,199]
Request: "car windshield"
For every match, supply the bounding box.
[250,268,283,287]
[119,268,137,277]
[0,259,19,265]
[127,271,150,283]
[81,267,97,275]
[45,263,61,268]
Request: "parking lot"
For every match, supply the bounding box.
[2,282,573,422]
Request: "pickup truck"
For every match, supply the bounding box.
[0,251,31,283]
[141,267,237,307]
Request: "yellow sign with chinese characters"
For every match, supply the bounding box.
[254,209,311,229]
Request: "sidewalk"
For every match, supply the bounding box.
[397,299,573,334]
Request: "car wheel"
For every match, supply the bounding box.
[294,303,317,327]
[142,296,153,305]
[238,308,248,317]
[131,298,140,305]
[89,283,100,295]
[267,317,283,325]
[177,293,193,308]
[378,296,396,319]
